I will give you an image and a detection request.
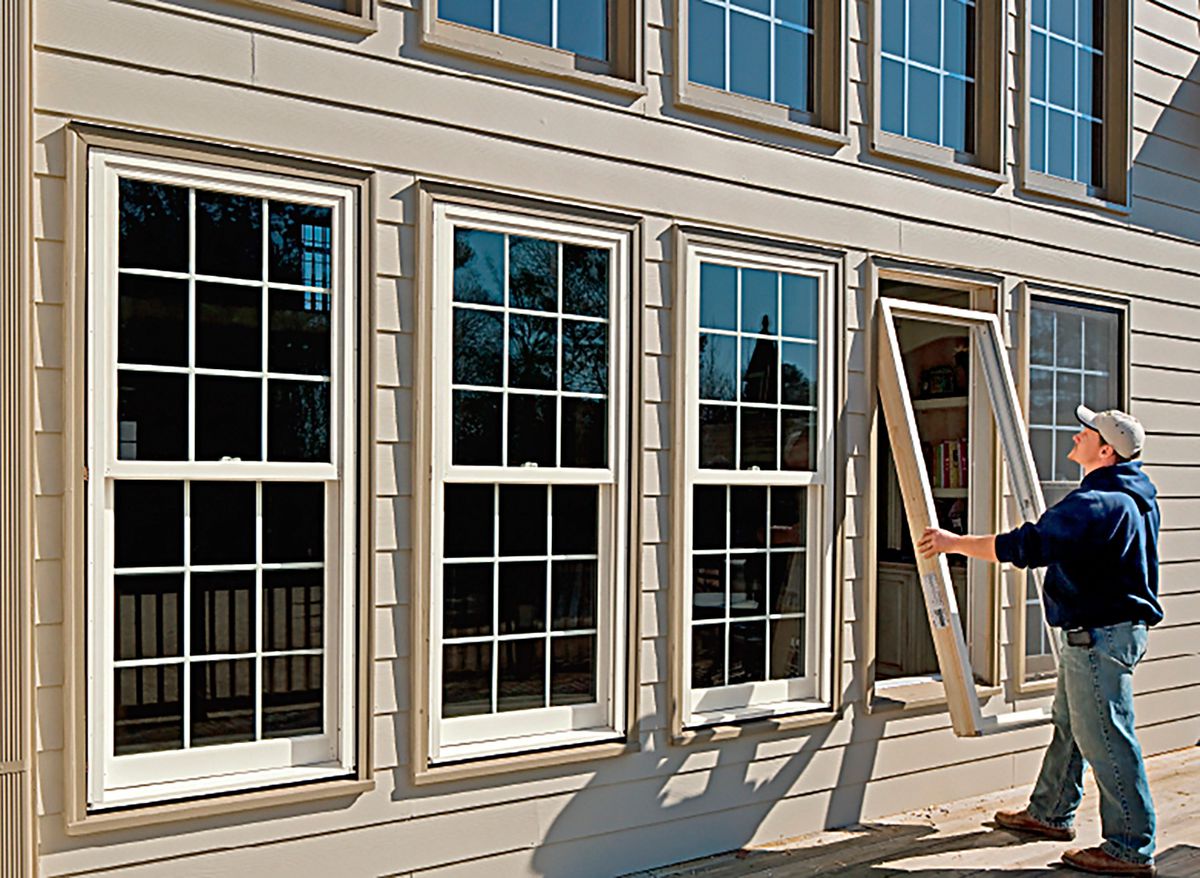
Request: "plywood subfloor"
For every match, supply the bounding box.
[629,746,1199,877]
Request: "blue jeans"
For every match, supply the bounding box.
[1026,622,1156,865]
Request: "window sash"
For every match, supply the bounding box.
[86,151,359,808]
[428,202,630,762]
[680,241,836,726]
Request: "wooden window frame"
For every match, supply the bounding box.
[876,294,1053,736]
[411,186,643,782]
[1012,282,1130,690]
[1018,0,1132,211]
[420,0,646,97]
[670,228,842,739]
[62,125,375,833]
[674,0,848,144]
[869,0,1006,183]
[224,0,377,33]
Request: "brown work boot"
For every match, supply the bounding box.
[1062,846,1155,876]
[993,808,1076,841]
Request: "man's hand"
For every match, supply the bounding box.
[918,527,959,559]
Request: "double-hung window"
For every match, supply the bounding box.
[677,0,845,139]
[1022,0,1131,205]
[86,150,360,809]
[425,201,631,764]
[1024,294,1124,670]
[678,238,835,727]
[421,0,641,91]
[872,0,1004,175]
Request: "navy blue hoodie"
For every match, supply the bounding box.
[994,461,1163,629]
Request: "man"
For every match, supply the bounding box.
[918,405,1162,877]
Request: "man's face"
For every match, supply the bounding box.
[1068,426,1111,469]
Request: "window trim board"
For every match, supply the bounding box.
[223,0,376,33]
[61,124,375,832]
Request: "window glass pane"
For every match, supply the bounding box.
[770,616,804,678]
[1030,102,1047,172]
[781,274,818,339]
[1079,0,1101,49]
[740,269,778,336]
[119,179,188,272]
[1055,428,1080,481]
[782,342,817,406]
[770,552,806,615]
[191,660,255,746]
[561,397,607,467]
[453,390,503,465]
[562,244,608,318]
[118,371,187,461]
[499,0,552,46]
[1055,310,1083,367]
[118,276,188,367]
[909,0,941,67]
[699,334,737,402]
[443,563,494,638]
[907,66,941,144]
[558,0,607,60]
[740,408,778,469]
[782,408,816,470]
[1078,117,1101,188]
[263,655,323,738]
[700,263,738,331]
[509,235,557,312]
[729,553,766,616]
[497,639,546,712]
[270,290,331,376]
[734,0,770,13]
[114,665,183,755]
[562,320,607,394]
[700,404,736,469]
[263,482,324,563]
[1030,367,1053,423]
[196,375,261,461]
[1083,311,1117,373]
[508,314,557,390]
[1031,426,1053,479]
[115,480,183,568]
[551,561,597,630]
[508,393,555,466]
[689,0,726,89]
[741,336,778,404]
[191,482,255,565]
[195,191,262,281]
[1049,0,1073,38]
[445,484,495,558]
[1048,36,1074,108]
[196,282,261,371]
[454,308,504,387]
[268,380,330,462]
[454,228,504,306]
[691,624,725,688]
[728,619,766,683]
[552,485,599,554]
[730,486,767,548]
[693,485,727,551]
[440,0,492,29]
[1031,0,1046,28]
[264,569,324,650]
[881,57,905,135]
[1031,31,1046,101]
[775,23,812,111]
[944,0,973,77]
[770,486,806,548]
[730,11,771,101]
[443,643,492,717]
[882,0,905,56]
[942,76,972,153]
[115,574,183,661]
[693,555,726,619]
[1055,371,1081,425]
[500,485,547,556]
[550,636,596,705]
[269,202,332,287]
[778,0,810,26]
[191,572,255,655]
[1048,108,1075,179]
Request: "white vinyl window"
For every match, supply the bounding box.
[438,0,610,61]
[86,150,359,808]
[681,241,835,727]
[428,202,630,763]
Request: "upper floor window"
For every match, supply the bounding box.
[675,0,845,141]
[439,0,608,61]
[871,0,1004,177]
[1021,0,1131,207]
[86,150,361,809]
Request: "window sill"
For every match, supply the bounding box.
[223,0,377,33]
[869,677,1001,713]
[419,18,646,98]
[68,775,372,835]
[675,703,838,745]
[415,735,633,785]
[1012,674,1058,697]
[870,131,1007,186]
[676,80,849,147]
[1019,168,1130,215]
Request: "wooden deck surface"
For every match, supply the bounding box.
[630,746,1199,877]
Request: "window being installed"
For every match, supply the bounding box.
[87,151,359,809]
[680,240,834,727]
[687,0,816,111]
[438,0,609,61]
[1028,0,1103,186]
[428,202,630,763]
[880,0,976,152]
[1024,296,1122,666]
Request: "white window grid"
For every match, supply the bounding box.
[1029,0,1103,184]
[87,150,358,809]
[880,0,977,149]
[681,242,836,726]
[1026,297,1119,657]
[690,0,816,109]
[690,486,807,687]
[698,263,820,473]
[449,238,609,470]
[440,0,606,56]
[429,202,630,763]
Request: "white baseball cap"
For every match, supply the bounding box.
[1076,405,1145,459]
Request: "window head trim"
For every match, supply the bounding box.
[224,0,376,33]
